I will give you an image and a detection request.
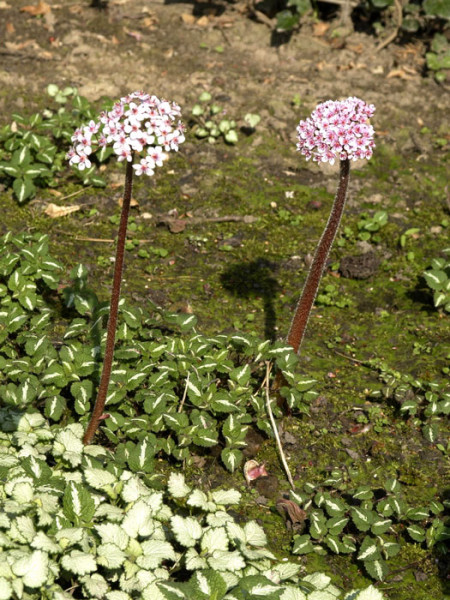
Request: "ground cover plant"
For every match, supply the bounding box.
[0,84,448,596]
[0,1,449,597]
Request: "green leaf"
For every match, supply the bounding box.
[325,534,341,554]
[323,496,347,517]
[423,269,447,290]
[422,422,439,443]
[407,524,426,542]
[44,395,66,421]
[221,447,243,473]
[327,516,349,536]
[276,9,300,31]
[12,146,32,167]
[0,161,20,177]
[371,517,392,535]
[224,130,239,144]
[406,507,429,521]
[351,507,374,532]
[41,363,67,388]
[63,481,96,523]
[127,437,156,473]
[424,0,450,18]
[363,557,388,581]
[230,363,251,386]
[13,177,36,203]
[357,536,381,561]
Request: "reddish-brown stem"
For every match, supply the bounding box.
[287,159,350,355]
[83,160,134,445]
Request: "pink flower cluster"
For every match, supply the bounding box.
[296,97,375,165]
[67,91,185,176]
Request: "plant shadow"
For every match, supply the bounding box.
[220,257,280,341]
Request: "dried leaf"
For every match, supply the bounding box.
[6,22,15,33]
[44,203,81,218]
[181,13,196,25]
[313,22,330,36]
[244,460,268,484]
[118,197,139,208]
[20,0,51,16]
[197,15,210,27]
[276,498,307,531]
[386,68,416,80]
[168,219,186,233]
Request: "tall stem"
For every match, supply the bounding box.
[287,159,350,355]
[83,160,134,445]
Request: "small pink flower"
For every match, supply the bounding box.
[296,97,375,164]
[67,91,185,177]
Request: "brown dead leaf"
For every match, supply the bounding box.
[118,197,139,208]
[4,41,34,52]
[181,13,196,25]
[48,189,62,197]
[197,15,210,27]
[6,22,15,34]
[0,1,11,8]
[347,43,364,54]
[45,203,81,218]
[313,21,330,36]
[20,0,51,16]
[167,219,186,233]
[386,68,416,80]
[141,15,158,28]
[276,498,307,532]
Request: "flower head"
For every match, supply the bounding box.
[296,97,375,165]
[67,91,185,176]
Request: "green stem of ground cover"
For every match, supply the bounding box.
[83,160,134,445]
[287,158,350,354]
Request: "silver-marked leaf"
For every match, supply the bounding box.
[12,550,48,588]
[292,534,314,555]
[167,472,191,498]
[357,536,380,561]
[171,515,203,548]
[63,481,95,523]
[211,489,241,506]
[61,550,97,575]
[201,527,229,553]
[13,177,36,203]
[97,543,127,569]
[363,558,388,581]
[221,448,243,473]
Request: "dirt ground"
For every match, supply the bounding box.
[1,0,448,138]
[0,1,449,599]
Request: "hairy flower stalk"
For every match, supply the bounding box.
[67,91,185,444]
[287,97,375,356]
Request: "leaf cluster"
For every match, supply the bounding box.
[0,410,387,600]
[289,472,448,581]
[0,85,107,203]
[0,231,316,475]
[370,364,450,445]
[191,92,260,145]
[422,255,450,313]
